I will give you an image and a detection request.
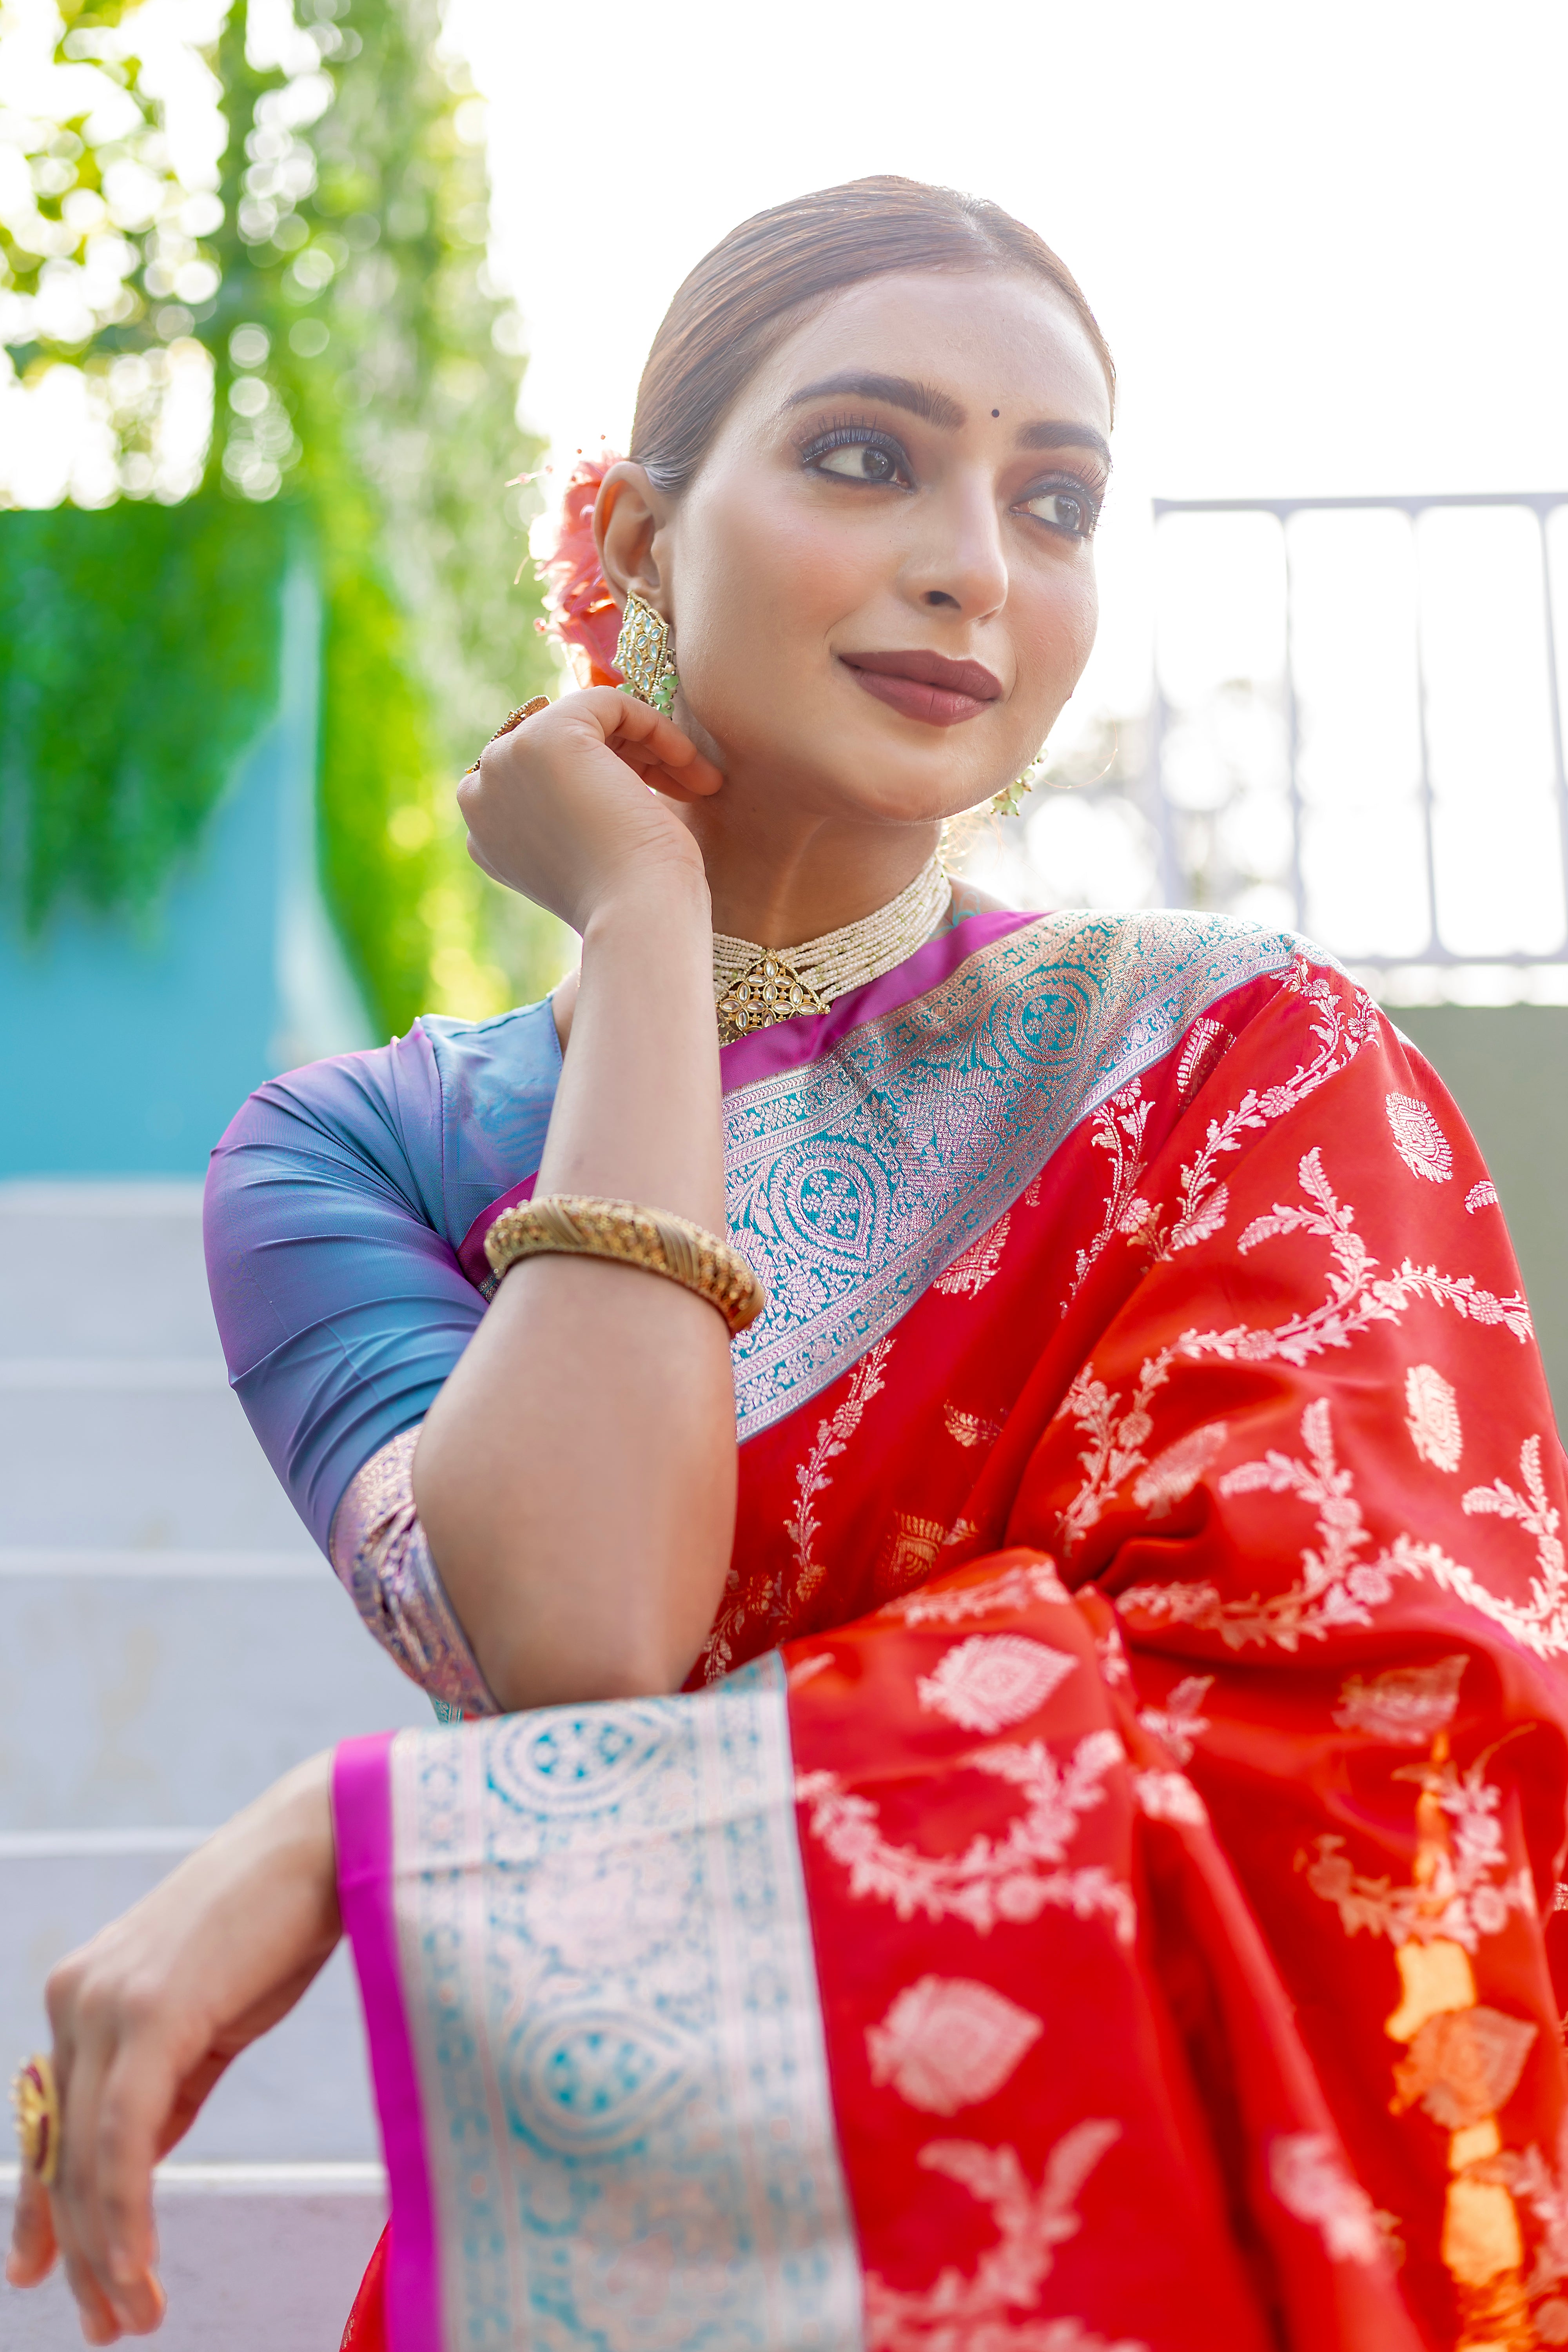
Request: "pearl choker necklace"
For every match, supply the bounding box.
[713,857,952,1044]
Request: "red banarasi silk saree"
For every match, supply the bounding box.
[209,907,1568,2352]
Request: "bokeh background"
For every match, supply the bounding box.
[2,1,1566,2339]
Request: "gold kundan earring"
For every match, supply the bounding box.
[614,590,679,715]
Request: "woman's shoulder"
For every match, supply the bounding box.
[210,995,564,1250]
[418,997,565,1238]
[417,992,563,1103]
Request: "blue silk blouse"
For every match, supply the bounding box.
[203,1002,562,1553]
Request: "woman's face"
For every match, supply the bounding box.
[616,269,1111,828]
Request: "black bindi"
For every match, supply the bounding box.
[991,408,1000,418]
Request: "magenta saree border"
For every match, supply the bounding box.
[332,1731,443,2352]
[452,908,1038,1288]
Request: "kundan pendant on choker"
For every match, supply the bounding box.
[713,855,952,1045]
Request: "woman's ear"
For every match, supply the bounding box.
[595,462,671,614]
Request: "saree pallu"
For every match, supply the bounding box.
[306,913,1568,2352]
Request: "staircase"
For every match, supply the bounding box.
[0,1180,430,2347]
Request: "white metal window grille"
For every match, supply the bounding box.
[1142,492,1568,1002]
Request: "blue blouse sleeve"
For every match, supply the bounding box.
[203,1004,562,1553]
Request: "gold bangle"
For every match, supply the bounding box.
[485,1195,767,1336]
[13,2053,60,2185]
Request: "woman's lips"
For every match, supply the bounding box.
[840,649,1003,730]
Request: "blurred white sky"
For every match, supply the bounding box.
[449,0,1568,726]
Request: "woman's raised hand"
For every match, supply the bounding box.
[5,1755,341,2342]
[457,686,724,932]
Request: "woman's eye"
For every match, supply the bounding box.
[1021,487,1095,536]
[813,440,904,485]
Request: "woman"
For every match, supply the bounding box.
[11,177,1568,2352]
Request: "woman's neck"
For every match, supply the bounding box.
[678,799,946,951]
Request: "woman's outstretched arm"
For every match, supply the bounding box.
[411,689,737,1711]
[6,1755,339,2343]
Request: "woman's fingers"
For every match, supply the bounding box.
[42,1986,164,2336]
[593,691,725,799]
[608,740,721,805]
[54,2230,131,2345]
[43,2044,133,2342]
[543,684,725,801]
[75,2047,169,2332]
[8,1755,340,2339]
[461,685,720,927]
[5,2169,57,2287]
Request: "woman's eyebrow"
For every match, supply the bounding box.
[1018,419,1112,468]
[781,371,966,430]
[780,372,1112,470]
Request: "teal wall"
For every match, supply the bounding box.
[1398,1006,1566,1431]
[0,568,371,1178]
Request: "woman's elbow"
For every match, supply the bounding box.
[484,1623,697,1713]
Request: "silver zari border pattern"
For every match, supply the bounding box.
[724,907,1312,1444]
[389,1656,864,2350]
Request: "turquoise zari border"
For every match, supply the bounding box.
[726,907,1310,1443]
[390,1655,863,2351]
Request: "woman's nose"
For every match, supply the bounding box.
[903,483,1009,621]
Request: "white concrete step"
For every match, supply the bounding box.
[1,1181,425,2323]
[0,1182,223,1359]
[0,1557,428,1829]
[0,1374,308,1549]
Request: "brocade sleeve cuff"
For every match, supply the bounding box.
[328,1428,501,1719]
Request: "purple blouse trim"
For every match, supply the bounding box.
[452,909,1042,1290]
[333,1732,443,2352]
[328,1430,499,1717]
[456,1169,537,1291]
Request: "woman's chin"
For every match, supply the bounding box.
[831,754,996,831]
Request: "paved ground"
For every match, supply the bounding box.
[0,1180,430,2345]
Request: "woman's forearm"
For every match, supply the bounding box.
[412,866,737,1710]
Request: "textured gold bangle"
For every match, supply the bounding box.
[484,1195,767,1335]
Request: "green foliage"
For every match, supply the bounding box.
[207,0,551,752]
[312,463,503,1033]
[0,0,220,459]
[0,492,284,926]
[0,0,570,1031]
[200,0,566,1027]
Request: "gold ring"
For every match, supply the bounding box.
[463,695,551,775]
[12,2054,60,2185]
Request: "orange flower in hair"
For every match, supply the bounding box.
[534,450,624,687]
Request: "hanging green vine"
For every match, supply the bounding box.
[0,0,563,1033]
[0,495,284,927]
